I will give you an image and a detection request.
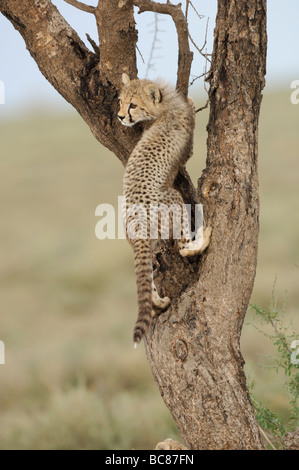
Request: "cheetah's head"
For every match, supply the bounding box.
[117,73,162,127]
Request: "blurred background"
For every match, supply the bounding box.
[0,0,298,449]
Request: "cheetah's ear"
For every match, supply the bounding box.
[145,83,162,104]
[122,73,131,86]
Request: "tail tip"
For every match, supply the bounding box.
[133,327,143,348]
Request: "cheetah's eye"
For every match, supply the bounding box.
[130,103,137,109]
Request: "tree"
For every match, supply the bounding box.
[0,0,267,449]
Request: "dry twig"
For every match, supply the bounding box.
[188,17,211,63]
[195,98,209,113]
[258,425,277,450]
[133,0,193,96]
[136,45,145,65]
[189,0,204,20]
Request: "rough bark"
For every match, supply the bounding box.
[0,0,267,449]
[145,0,267,449]
[283,429,299,450]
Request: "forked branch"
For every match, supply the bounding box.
[133,0,193,95]
[64,0,193,95]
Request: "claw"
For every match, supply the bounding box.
[180,227,212,257]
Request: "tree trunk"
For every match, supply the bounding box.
[146,0,267,449]
[0,0,267,449]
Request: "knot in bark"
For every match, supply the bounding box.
[175,339,188,362]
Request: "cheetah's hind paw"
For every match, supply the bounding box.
[152,281,170,313]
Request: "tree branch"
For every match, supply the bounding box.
[0,0,92,108]
[133,0,193,95]
[188,17,211,63]
[95,0,138,86]
[64,0,96,14]
[0,0,139,163]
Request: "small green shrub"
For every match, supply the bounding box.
[248,284,299,449]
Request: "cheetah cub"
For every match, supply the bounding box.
[118,74,211,346]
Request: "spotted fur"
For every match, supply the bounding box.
[118,74,211,346]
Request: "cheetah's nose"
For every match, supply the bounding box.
[118,115,125,121]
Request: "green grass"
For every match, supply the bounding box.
[0,89,298,449]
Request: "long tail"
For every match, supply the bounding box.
[132,238,152,346]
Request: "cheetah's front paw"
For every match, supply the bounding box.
[179,227,212,257]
